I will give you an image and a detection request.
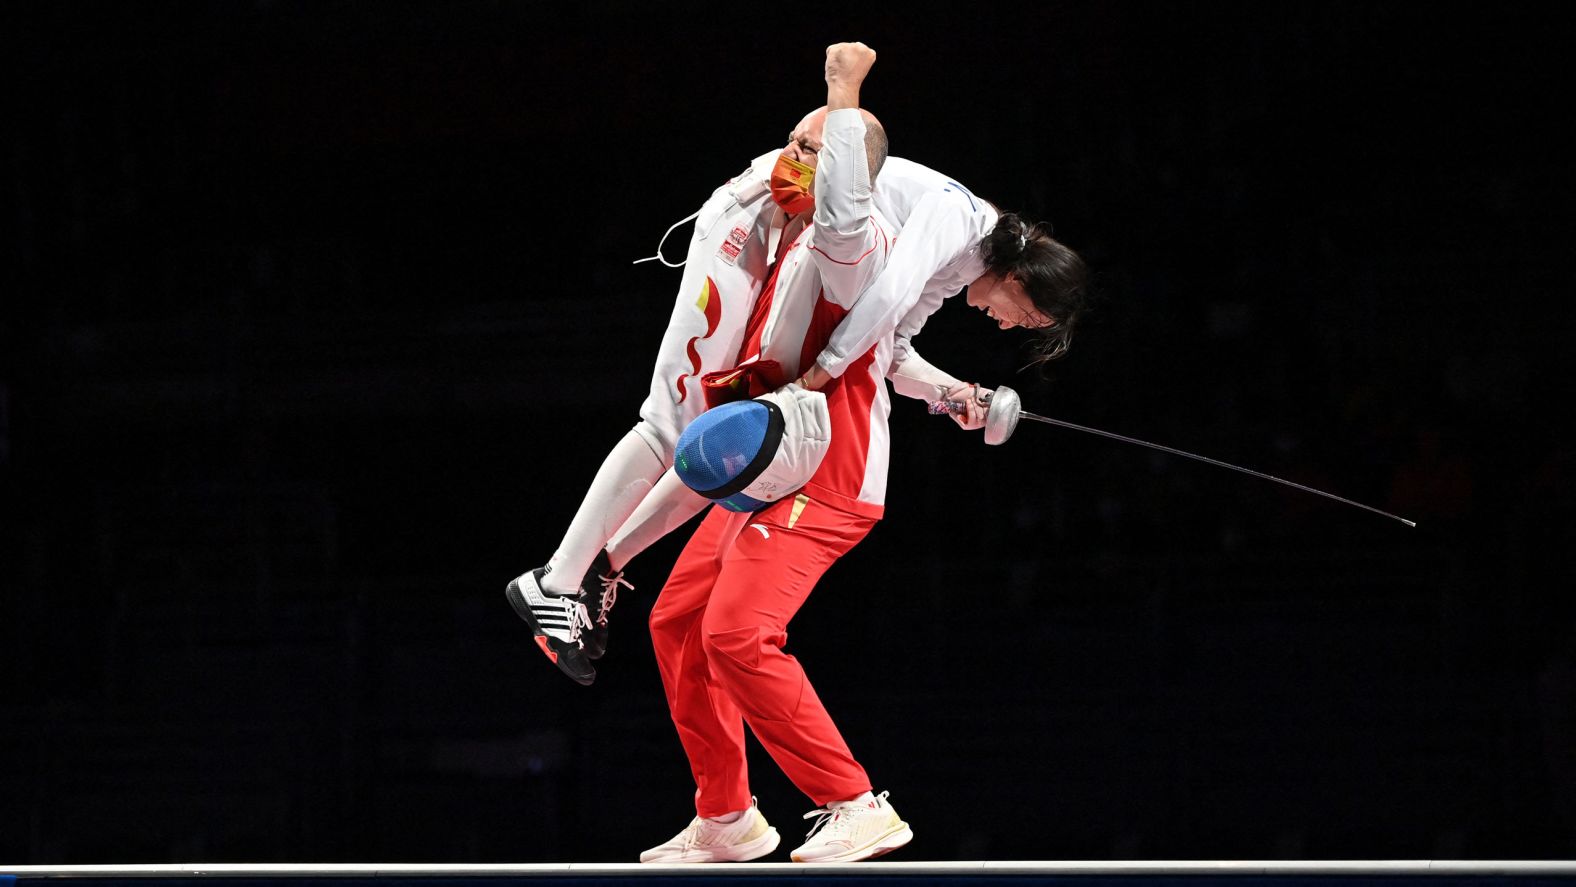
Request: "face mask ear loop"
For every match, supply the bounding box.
[632,209,702,267]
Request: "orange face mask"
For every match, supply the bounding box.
[769,154,816,214]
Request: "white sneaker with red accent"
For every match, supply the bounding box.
[790,790,913,863]
[639,797,780,863]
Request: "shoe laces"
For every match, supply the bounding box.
[675,798,756,849]
[677,816,706,851]
[677,812,735,850]
[595,570,633,627]
[565,595,593,644]
[801,790,888,840]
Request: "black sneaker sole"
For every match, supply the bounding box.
[505,577,595,686]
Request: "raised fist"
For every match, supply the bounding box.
[824,42,876,86]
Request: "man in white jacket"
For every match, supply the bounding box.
[506,47,1089,687]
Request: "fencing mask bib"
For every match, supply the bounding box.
[674,385,831,512]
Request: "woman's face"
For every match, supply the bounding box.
[966,271,1054,330]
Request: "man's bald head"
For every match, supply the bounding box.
[787,106,889,181]
[859,109,888,179]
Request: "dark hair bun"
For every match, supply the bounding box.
[979,211,1089,364]
[982,213,1035,267]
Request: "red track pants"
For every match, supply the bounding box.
[649,493,876,817]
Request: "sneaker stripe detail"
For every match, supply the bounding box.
[506,572,596,686]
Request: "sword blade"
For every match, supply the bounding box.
[1018,410,1417,528]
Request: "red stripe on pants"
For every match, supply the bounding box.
[648,495,877,817]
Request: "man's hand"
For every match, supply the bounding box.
[795,362,833,392]
[825,42,875,110]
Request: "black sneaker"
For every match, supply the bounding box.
[505,567,595,686]
[581,550,633,661]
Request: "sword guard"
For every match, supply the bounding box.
[925,387,1019,446]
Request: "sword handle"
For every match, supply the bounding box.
[926,399,964,416]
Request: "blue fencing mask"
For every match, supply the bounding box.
[674,385,831,512]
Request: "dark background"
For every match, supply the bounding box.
[4,0,1574,865]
